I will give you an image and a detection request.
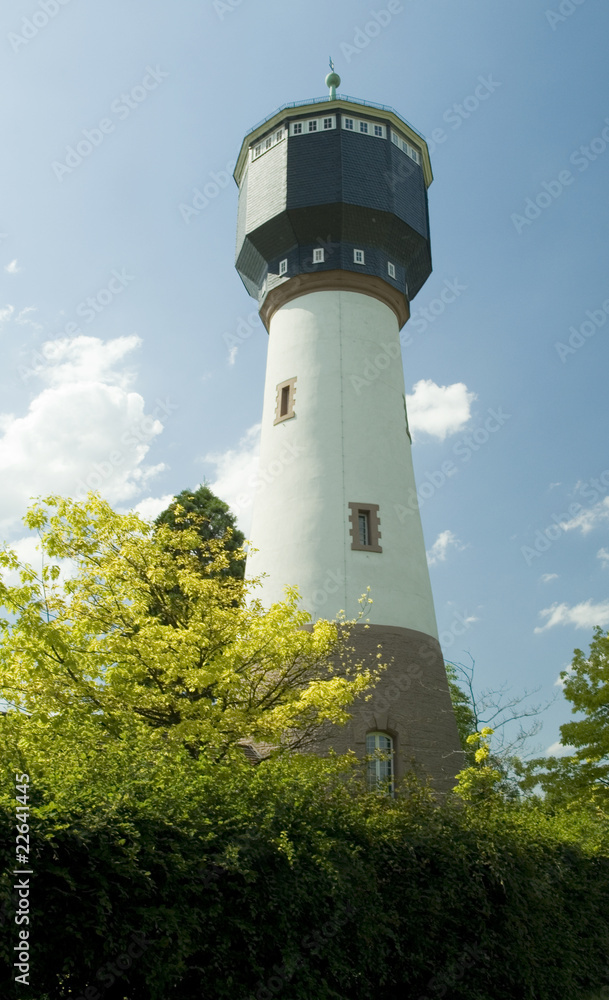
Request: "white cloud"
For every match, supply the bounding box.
[535,599,609,633]
[126,494,175,522]
[5,259,21,274]
[427,529,465,566]
[554,664,573,688]
[540,573,559,583]
[0,335,166,532]
[545,741,576,757]
[0,305,14,324]
[15,306,43,332]
[205,424,261,535]
[560,496,609,535]
[406,379,476,440]
[598,547,609,569]
[37,334,141,389]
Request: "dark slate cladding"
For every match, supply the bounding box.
[235,108,432,304]
[286,128,342,209]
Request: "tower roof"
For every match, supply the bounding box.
[233,93,433,188]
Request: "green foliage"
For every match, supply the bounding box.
[0,494,373,765]
[525,628,609,811]
[0,756,608,999]
[454,728,504,803]
[155,484,246,579]
[445,661,478,760]
[1,497,608,997]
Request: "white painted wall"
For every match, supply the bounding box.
[246,289,439,640]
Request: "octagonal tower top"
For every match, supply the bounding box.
[233,79,433,329]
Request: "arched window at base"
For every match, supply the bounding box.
[366,731,394,796]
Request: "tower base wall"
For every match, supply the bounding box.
[313,623,464,794]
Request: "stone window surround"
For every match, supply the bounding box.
[274,376,297,424]
[348,502,382,552]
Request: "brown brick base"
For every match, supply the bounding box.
[315,623,465,794]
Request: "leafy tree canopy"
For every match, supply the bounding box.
[155,484,246,579]
[525,627,609,812]
[0,494,374,774]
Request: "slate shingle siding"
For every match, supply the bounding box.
[235,111,432,304]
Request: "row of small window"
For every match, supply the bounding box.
[390,131,421,164]
[251,116,421,165]
[251,127,287,159]
[279,251,396,278]
[289,115,336,136]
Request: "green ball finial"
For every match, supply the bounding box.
[325,71,341,89]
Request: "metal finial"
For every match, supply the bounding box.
[325,58,340,100]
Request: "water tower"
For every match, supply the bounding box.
[233,70,462,790]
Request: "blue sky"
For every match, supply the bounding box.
[1,0,608,758]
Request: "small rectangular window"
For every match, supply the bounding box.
[279,259,288,276]
[313,248,324,263]
[308,120,318,132]
[274,377,297,424]
[353,249,365,265]
[374,124,384,138]
[280,385,290,417]
[359,121,368,133]
[323,117,333,129]
[254,144,262,157]
[387,262,396,279]
[265,137,272,150]
[358,512,369,547]
[344,117,354,130]
[391,132,400,147]
[276,130,284,142]
[348,502,382,552]
[292,122,303,134]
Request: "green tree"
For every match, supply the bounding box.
[445,661,478,762]
[525,628,609,811]
[0,494,374,767]
[155,484,246,579]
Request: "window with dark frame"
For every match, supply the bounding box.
[348,502,382,552]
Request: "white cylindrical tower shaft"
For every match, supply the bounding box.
[247,289,437,638]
